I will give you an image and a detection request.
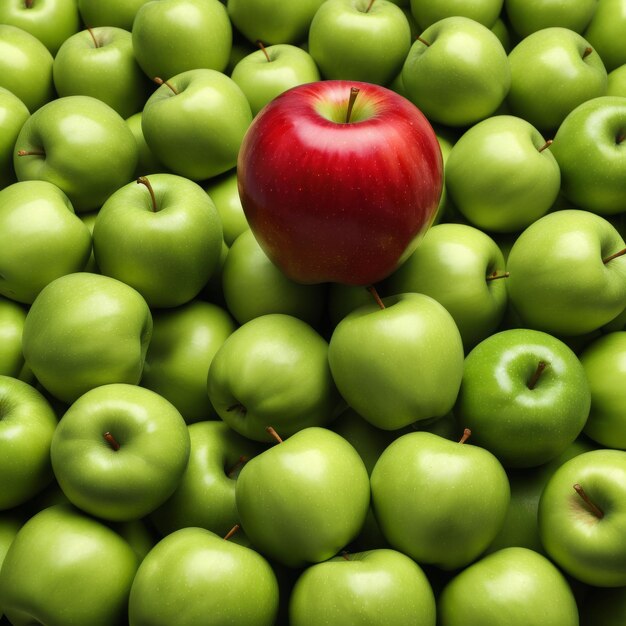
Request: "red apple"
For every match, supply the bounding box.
[236,80,443,286]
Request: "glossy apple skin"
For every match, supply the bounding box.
[410,0,503,29]
[505,0,597,37]
[78,0,150,30]
[0,87,29,190]
[0,297,27,378]
[584,0,626,72]
[237,80,442,286]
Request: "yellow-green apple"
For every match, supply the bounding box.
[204,170,248,246]
[0,512,21,619]
[607,64,626,97]
[78,0,151,30]
[410,0,503,29]
[505,0,598,37]
[0,297,28,379]
[125,111,169,178]
[0,87,29,191]
[584,0,626,72]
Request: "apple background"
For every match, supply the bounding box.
[1,1,625,624]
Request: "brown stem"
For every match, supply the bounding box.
[345,87,360,123]
[573,483,604,519]
[24,0,34,8]
[256,40,271,62]
[603,248,626,264]
[103,432,120,451]
[17,149,45,157]
[582,47,593,59]
[341,551,351,560]
[266,426,283,444]
[365,0,375,11]
[459,428,471,444]
[527,361,547,390]
[153,76,178,95]
[227,455,248,477]
[223,524,240,541]
[137,176,158,212]
[366,285,385,310]
[538,139,553,153]
[486,271,510,281]
[416,36,430,46]
[86,26,100,48]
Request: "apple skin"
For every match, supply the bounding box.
[505,0,598,38]
[125,111,169,178]
[0,512,21,619]
[0,503,140,626]
[401,16,510,127]
[0,180,92,304]
[22,272,153,404]
[506,209,626,336]
[132,0,232,80]
[437,547,580,626]
[128,526,279,626]
[289,548,436,626]
[237,79,442,286]
[204,170,248,246]
[78,0,151,30]
[506,27,608,133]
[370,431,510,570]
[235,426,371,568]
[50,383,191,521]
[583,0,626,72]
[538,449,626,587]
[0,87,29,191]
[550,96,626,216]
[328,292,464,430]
[579,331,626,449]
[0,297,27,379]
[607,64,626,97]
[455,328,592,468]
[0,24,55,113]
[410,0,503,29]
[13,95,138,213]
[308,0,412,86]
[0,376,58,511]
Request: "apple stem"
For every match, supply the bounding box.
[341,551,351,560]
[365,0,376,11]
[573,483,604,519]
[223,524,241,541]
[227,455,248,477]
[616,131,625,144]
[136,176,158,212]
[527,361,547,390]
[538,139,553,153]
[486,271,510,281]
[86,26,100,48]
[345,87,360,123]
[17,149,45,157]
[416,36,431,46]
[459,428,472,444]
[256,40,271,63]
[153,76,178,95]
[582,47,593,59]
[603,247,626,264]
[24,0,34,8]
[103,432,121,451]
[366,285,385,309]
[265,426,283,444]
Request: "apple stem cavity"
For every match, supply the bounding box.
[137,176,158,212]
[223,524,241,541]
[366,285,386,309]
[227,455,248,477]
[527,361,548,390]
[226,402,247,417]
[153,77,178,95]
[365,0,376,11]
[256,40,271,63]
[265,426,283,444]
[87,26,100,48]
[459,428,472,444]
[24,0,34,8]
[603,247,626,264]
[573,483,604,519]
[103,432,121,451]
[486,271,510,281]
[345,87,360,124]
[341,551,351,560]
[582,47,593,59]
[17,149,45,157]
[538,139,553,153]
[616,131,625,144]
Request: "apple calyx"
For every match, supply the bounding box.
[103,431,121,451]
[256,40,271,63]
[603,248,626,264]
[265,426,283,444]
[582,47,593,60]
[86,27,100,49]
[486,271,510,281]
[17,148,45,157]
[153,77,178,95]
[573,483,604,519]
[538,139,553,153]
[223,524,241,541]
[527,361,548,390]
[137,176,158,212]
[367,285,386,310]
[227,455,249,478]
[459,428,472,444]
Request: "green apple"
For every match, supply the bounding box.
[141,300,236,423]
[150,420,265,536]
[506,209,626,336]
[505,0,598,37]
[128,526,279,625]
[308,0,412,86]
[289,548,436,626]
[50,383,191,521]
[221,228,327,327]
[578,331,626,449]
[227,0,325,45]
[0,180,92,304]
[208,314,340,442]
[53,27,151,119]
[550,96,626,216]
[444,115,561,232]
[125,111,169,178]
[22,272,152,404]
[78,0,151,30]
[0,0,80,56]
[0,376,58,510]
[0,512,21,618]
[584,0,626,72]
[437,547,579,625]
[0,503,140,626]
[383,223,509,350]
[455,328,591,468]
[370,431,510,569]
[204,169,248,246]
[231,43,320,116]
[13,95,138,213]
[0,24,55,113]
[328,292,464,430]
[410,0,503,29]
[141,69,252,181]
[132,0,232,79]
[607,64,626,97]
[507,27,608,132]
[0,297,27,378]
[538,448,626,586]
[490,16,513,52]
[93,173,223,308]
[0,87,29,191]
[402,16,510,127]
[235,426,370,568]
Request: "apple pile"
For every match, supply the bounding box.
[1,0,626,625]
